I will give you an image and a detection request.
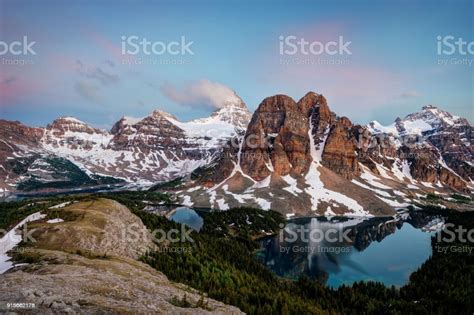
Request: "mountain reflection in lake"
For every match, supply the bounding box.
[256,211,444,288]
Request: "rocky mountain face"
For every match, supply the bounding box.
[240,94,310,180]
[176,92,472,216]
[0,94,252,194]
[0,120,45,193]
[364,105,472,190]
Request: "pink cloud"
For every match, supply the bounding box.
[253,20,413,121]
[0,73,46,107]
[83,28,136,63]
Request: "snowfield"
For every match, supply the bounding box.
[0,212,46,274]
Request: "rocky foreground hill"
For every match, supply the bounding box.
[0,90,472,216]
[0,199,242,314]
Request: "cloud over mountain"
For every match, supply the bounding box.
[160,80,240,109]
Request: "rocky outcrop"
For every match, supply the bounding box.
[0,120,45,193]
[427,124,473,182]
[366,105,472,191]
[239,94,306,180]
[402,144,466,191]
[0,253,242,314]
[321,117,360,179]
[238,92,363,182]
[0,199,242,314]
[0,119,43,146]
[303,92,334,136]
[438,166,467,190]
[29,199,155,259]
[42,117,111,152]
[239,92,347,181]
[110,110,185,151]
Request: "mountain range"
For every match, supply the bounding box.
[1,91,472,216]
[0,92,251,192]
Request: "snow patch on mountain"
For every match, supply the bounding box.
[165,115,237,145]
[305,117,368,215]
[368,105,467,136]
[282,175,303,196]
[359,165,392,190]
[34,95,252,187]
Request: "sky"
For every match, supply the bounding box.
[0,0,472,129]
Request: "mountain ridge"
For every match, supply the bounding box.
[0,95,252,193]
[1,91,472,216]
[171,92,472,216]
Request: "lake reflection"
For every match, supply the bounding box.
[256,212,443,288]
[170,207,204,231]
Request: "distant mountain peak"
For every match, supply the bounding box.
[211,101,251,128]
[51,116,87,126]
[46,116,106,135]
[369,105,470,136]
[120,116,143,126]
[191,93,251,129]
[422,104,437,110]
[404,105,466,128]
[61,116,86,123]
[150,109,178,120]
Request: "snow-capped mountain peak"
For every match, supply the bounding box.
[191,94,252,130]
[46,117,112,138]
[121,116,143,126]
[150,109,178,121]
[9,93,252,192]
[368,105,470,136]
[48,116,93,130]
[60,116,86,124]
[405,105,466,128]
